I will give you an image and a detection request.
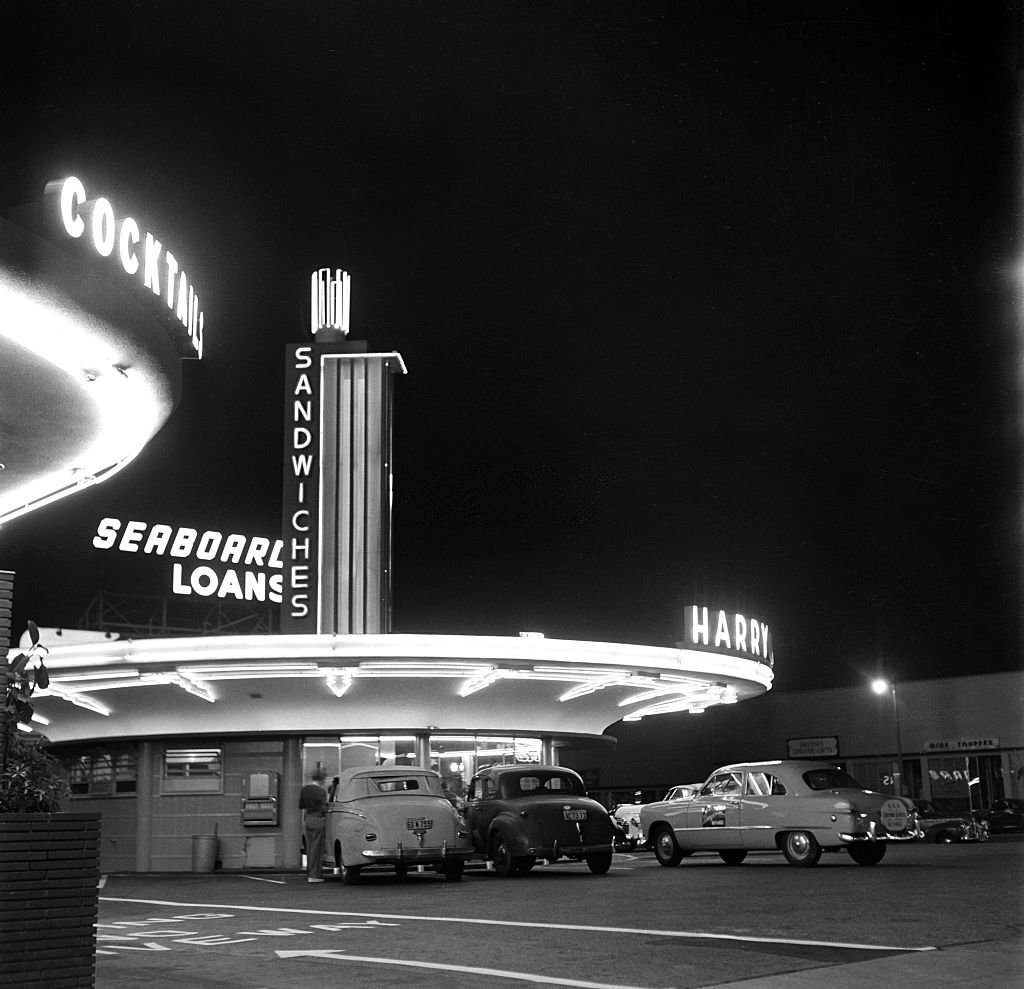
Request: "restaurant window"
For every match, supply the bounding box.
[428,734,541,804]
[65,747,136,796]
[162,747,223,794]
[302,736,418,789]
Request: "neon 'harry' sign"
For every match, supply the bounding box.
[684,606,773,666]
[49,175,205,359]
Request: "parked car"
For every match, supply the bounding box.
[979,798,1024,834]
[463,765,618,876]
[664,783,701,802]
[612,784,701,849]
[611,792,646,849]
[639,760,921,867]
[326,766,474,884]
[914,800,989,843]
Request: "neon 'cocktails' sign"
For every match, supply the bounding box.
[48,175,205,359]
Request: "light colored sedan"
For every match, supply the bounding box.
[326,767,474,883]
[639,760,921,867]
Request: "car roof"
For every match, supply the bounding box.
[336,766,438,786]
[476,764,579,777]
[712,760,841,773]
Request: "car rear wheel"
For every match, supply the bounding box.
[394,864,409,880]
[847,843,887,865]
[781,830,822,867]
[491,832,524,878]
[933,830,957,844]
[442,859,465,882]
[652,825,684,867]
[340,862,362,885]
[586,850,613,875]
[719,849,748,865]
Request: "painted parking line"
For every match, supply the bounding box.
[276,949,658,988]
[100,896,937,953]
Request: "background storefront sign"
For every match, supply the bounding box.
[924,737,1000,752]
[787,736,839,759]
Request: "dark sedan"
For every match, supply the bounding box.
[980,798,1024,834]
[463,765,618,877]
[914,800,989,843]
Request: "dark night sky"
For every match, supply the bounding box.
[1,1,1020,692]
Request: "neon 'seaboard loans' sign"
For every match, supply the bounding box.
[92,517,282,603]
[684,605,773,665]
[48,176,205,359]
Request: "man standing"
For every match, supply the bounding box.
[299,767,329,883]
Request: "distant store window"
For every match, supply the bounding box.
[163,747,222,794]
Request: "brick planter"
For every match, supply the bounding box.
[0,813,101,988]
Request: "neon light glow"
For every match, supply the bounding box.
[31,633,772,723]
[310,268,351,337]
[0,269,170,525]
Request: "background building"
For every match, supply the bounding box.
[563,671,1024,814]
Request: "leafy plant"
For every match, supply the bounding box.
[0,731,68,812]
[1,620,65,812]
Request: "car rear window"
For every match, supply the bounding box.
[372,777,422,793]
[802,768,864,791]
[507,773,582,797]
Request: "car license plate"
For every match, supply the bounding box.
[563,809,588,822]
[406,818,433,831]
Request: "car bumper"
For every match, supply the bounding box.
[838,822,923,842]
[360,843,474,864]
[526,840,615,860]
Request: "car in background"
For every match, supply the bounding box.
[326,766,474,884]
[664,783,701,802]
[639,760,921,867]
[610,793,646,849]
[914,799,989,843]
[463,765,618,876]
[611,784,701,849]
[979,798,1024,834]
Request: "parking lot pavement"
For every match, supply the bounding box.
[721,938,1024,989]
[93,841,1023,989]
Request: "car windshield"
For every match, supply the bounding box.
[802,768,865,791]
[503,772,583,797]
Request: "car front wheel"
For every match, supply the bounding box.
[781,830,822,867]
[652,825,684,867]
[340,862,362,885]
[847,843,886,866]
[586,850,613,875]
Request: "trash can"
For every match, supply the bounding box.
[191,834,218,873]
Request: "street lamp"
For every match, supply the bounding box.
[871,677,904,796]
